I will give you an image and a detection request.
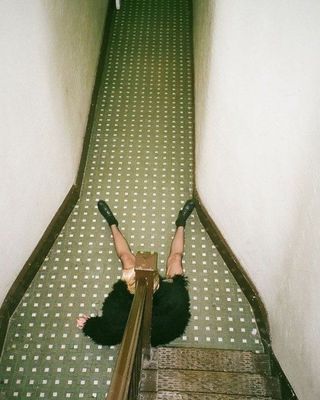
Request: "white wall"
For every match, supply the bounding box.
[0,1,108,306]
[193,1,320,399]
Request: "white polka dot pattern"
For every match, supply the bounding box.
[0,0,263,398]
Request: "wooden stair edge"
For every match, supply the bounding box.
[146,346,272,375]
[139,392,276,400]
[140,346,282,400]
[140,369,281,399]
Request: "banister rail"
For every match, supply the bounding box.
[106,252,158,400]
[106,279,146,399]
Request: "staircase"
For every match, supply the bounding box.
[139,347,281,399]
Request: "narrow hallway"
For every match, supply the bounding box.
[0,1,263,398]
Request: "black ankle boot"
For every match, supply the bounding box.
[97,200,118,227]
[175,199,195,227]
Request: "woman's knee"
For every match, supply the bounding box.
[120,252,136,270]
[166,253,183,278]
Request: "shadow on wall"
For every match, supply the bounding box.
[192,0,215,164]
[42,0,109,165]
[0,0,108,318]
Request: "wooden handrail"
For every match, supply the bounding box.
[106,252,158,400]
[135,252,158,360]
[106,279,146,400]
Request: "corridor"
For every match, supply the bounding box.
[0,1,263,398]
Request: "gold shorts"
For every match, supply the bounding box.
[121,267,160,294]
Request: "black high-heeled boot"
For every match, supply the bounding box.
[97,200,118,227]
[175,199,195,227]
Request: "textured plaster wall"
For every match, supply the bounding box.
[193,1,320,399]
[0,1,108,306]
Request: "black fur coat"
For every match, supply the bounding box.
[82,275,190,347]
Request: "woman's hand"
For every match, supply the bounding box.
[76,314,89,329]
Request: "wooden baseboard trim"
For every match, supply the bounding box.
[0,1,115,357]
[270,349,299,399]
[193,189,270,348]
[0,185,79,355]
[76,0,115,189]
[193,189,298,398]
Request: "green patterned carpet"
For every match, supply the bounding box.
[0,0,263,398]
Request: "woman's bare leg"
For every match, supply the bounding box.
[77,205,135,329]
[166,199,195,278]
[166,226,184,278]
[97,200,136,270]
[110,224,136,270]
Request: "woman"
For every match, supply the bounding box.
[76,199,195,347]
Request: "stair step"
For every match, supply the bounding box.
[140,369,281,399]
[156,347,271,375]
[139,392,275,400]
